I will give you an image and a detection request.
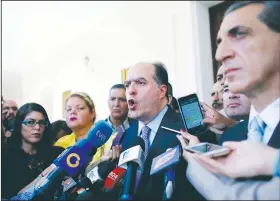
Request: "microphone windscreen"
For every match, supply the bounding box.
[98,161,117,180]
[104,167,126,190]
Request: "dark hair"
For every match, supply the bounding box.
[110,84,126,91]
[167,83,173,96]
[152,62,169,99]
[8,103,52,157]
[225,1,280,33]
[51,120,72,142]
[171,96,179,111]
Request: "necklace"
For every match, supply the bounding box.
[27,154,44,172]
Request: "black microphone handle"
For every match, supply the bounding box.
[119,162,138,201]
[53,184,64,201]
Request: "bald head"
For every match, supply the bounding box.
[2,100,18,121]
[211,82,223,111]
[124,62,168,124]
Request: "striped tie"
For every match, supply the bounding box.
[141,126,151,160]
[135,126,151,192]
[248,116,266,142]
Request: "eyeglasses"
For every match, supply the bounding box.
[22,119,48,128]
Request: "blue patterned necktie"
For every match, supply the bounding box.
[135,125,151,192]
[141,126,151,160]
[248,116,266,142]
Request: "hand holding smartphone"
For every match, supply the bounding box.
[184,142,230,158]
[177,93,208,135]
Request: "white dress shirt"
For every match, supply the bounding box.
[248,98,280,144]
[138,105,168,147]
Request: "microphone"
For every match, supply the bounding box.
[32,120,113,200]
[150,145,181,200]
[85,160,116,186]
[103,167,126,192]
[63,161,116,199]
[118,137,145,200]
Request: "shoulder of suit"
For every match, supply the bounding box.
[221,120,249,143]
[225,119,249,133]
[128,117,137,125]
[166,106,183,119]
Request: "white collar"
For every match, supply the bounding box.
[248,97,280,131]
[138,105,168,134]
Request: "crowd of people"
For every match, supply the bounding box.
[1,1,280,200]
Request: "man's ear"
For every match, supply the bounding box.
[159,85,168,100]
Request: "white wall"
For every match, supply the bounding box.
[2,71,23,106]
[2,1,219,122]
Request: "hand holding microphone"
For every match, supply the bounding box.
[85,145,122,176]
[62,160,116,199]
[101,145,122,163]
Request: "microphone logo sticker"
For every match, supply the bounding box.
[66,153,81,168]
[154,149,176,170]
[150,145,181,175]
[108,172,118,181]
[62,177,77,192]
[122,150,129,160]
[96,130,106,141]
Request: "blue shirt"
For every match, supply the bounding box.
[248,97,280,144]
[137,105,168,147]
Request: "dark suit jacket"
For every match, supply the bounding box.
[121,106,205,200]
[221,120,280,148]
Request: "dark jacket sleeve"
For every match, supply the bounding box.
[1,151,17,198]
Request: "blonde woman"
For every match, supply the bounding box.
[54,92,119,165]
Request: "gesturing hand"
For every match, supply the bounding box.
[100,145,122,162]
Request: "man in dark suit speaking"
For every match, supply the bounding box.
[122,62,203,200]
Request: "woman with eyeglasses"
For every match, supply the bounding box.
[1,103,64,199]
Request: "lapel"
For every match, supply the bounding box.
[121,121,139,150]
[221,120,248,144]
[128,117,137,126]
[237,120,249,141]
[267,122,280,148]
[146,106,184,162]
[138,107,184,192]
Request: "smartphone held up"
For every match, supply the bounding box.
[177,93,208,135]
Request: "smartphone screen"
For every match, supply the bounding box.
[181,99,203,129]
[178,94,207,135]
[191,144,208,153]
[191,144,222,153]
